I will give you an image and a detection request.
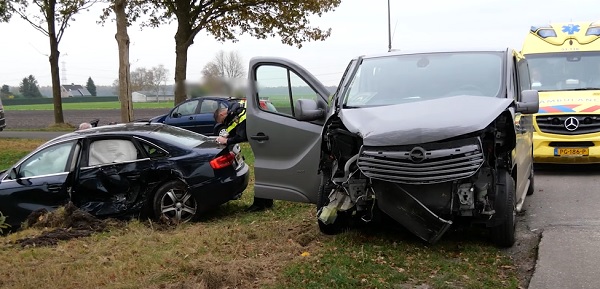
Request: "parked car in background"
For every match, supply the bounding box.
[148,95,276,136]
[244,48,538,247]
[0,98,6,131]
[0,122,249,231]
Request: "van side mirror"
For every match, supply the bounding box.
[517,90,539,114]
[294,99,324,121]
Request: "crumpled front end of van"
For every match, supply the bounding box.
[317,95,517,243]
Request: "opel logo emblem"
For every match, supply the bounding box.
[409,147,426,163]
[564,116,580,131]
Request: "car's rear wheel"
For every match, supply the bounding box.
[153,180,198,224]
[490,169,516,247]
[317,171,350,235]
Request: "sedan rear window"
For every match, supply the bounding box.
[151,124,209,147]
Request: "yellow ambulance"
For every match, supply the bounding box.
[522,21,600,163]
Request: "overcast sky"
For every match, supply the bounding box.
[0,0,598,88]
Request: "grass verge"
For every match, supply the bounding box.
[0,139,47,171]
[0,142,521,289]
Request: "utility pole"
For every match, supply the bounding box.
[388,0,392,52]
[61,60,67,84]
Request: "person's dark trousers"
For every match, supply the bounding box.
[246,197,273,212]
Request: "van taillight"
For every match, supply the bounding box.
[210,152,235,169]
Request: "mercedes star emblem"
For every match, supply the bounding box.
[564,116,580,131]
[409,147,427,163]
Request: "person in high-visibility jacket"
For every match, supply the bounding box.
[213,103,274,212]
[214,102,247,146]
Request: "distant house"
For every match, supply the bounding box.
[61,84,92,98]
[132,91,175,103]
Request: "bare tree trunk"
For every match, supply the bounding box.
[47,0,64,124]
[115,0,133,122]
[174,23,191,106]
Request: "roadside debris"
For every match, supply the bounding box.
[17,202,115,247]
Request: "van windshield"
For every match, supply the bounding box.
[343,51,504,107]
[526,52,600,91]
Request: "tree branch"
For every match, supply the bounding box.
[13,10,49,36]
[56,17,69,43]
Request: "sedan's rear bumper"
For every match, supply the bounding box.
[191,162,250,212]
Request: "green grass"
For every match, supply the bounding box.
[0,141,521,289]
[0,139,46,171]
[278,230,518,289]
[4,101,174,111]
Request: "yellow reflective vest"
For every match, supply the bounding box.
[226,109,246,133]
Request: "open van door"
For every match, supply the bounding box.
[245,57,331,203]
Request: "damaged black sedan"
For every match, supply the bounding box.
[0,123,249,231]
[244,48,538,247]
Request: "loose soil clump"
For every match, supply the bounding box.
[17,202,117,247]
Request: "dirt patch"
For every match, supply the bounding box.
[502,212,542,289]
[150,258,264,289]
[287,220,319,247]
[17,202,119,247]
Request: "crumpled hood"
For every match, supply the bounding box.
[339,95,514,146]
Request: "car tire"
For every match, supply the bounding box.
[153,180,198,224]
[490,169,516,248]
[213,123,226,136]
[526,165,535,196]
[316,171,350,235]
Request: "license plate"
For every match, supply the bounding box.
[554,148,589,156]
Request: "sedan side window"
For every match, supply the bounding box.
[174,100,199,117]
[199,99,220,114]
[141,142,168,158]
[19,141,75,178]
[88,139,141,166]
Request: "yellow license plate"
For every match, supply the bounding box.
[555,148,589,156]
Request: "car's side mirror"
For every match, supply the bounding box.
[10,167,18,180]
[294,99,324,121]
[12,167,30,185]
[171,112,181,118]
[516,90,539,114]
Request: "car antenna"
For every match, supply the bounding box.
[387,0,399,52]
[387,0,392,52]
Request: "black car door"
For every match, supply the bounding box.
[71,137,155,217]
[0,140,80,227]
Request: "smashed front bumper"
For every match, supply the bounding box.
[373,181,452,244]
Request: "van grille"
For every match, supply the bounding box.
[357,137,484,185]
[536,115,600,135]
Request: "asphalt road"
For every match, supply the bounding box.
[525,164,600,289]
